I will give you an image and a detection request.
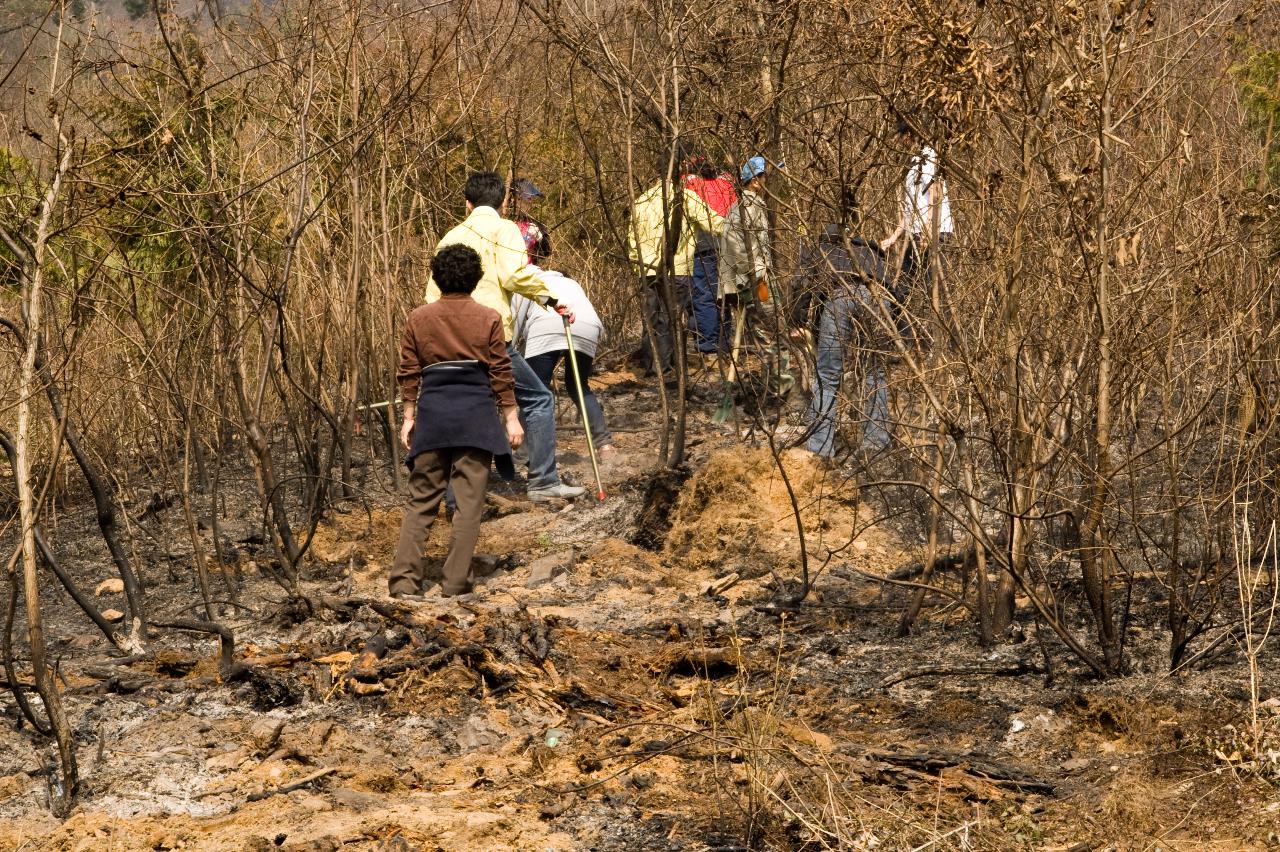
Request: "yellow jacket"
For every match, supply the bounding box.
[426,206,552,342]
[627,181,724,278]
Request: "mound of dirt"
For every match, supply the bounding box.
[582,537,663,573]
[662,447,855,571]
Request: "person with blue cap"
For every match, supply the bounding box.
[718,155,793,397]
[719,156,776,303]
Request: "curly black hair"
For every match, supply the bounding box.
[463,171,506,209]
[431,244,484,295]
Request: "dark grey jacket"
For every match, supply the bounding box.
[791,226,891,329]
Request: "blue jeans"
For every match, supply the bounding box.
[526,350,613,446]
[690,252,722,353]
[807,293,890,458]
[510,344,560,488]
[640,268,723,371]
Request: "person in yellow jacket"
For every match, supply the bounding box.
[423,171,585,502]
[627,167,724,374]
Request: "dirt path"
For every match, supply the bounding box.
[1,374,1277,850]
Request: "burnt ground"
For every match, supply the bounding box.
[1,366,1279,851]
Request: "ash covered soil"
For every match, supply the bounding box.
[2,371,1278,851]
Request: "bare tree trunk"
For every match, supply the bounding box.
[957,437,994,646]
[181,417,216,620]
[4,555,50,734]
[658,60,687,468]
[377,155,403,491]
[992,122,1041,636]
[14,139,78,815]
[898,432,947,635]
[1078,4,1121,673]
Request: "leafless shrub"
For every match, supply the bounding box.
[1,0,1278,822]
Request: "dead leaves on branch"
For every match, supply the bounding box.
[886,0,1014,141]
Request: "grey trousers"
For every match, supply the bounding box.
[390,446,491,597]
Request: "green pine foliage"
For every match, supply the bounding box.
[1235,48,1280,189]
[0,148,34,292]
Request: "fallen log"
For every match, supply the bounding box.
[699,573,740,597]
[659,646,742,677]
[152,652,199,677]
[877,660,1042,689]
[553,681,620,714]
[152,619,235,677]
[373,644,477,679]
[240,652,306,668]
[830,564,971,608]
[886,550,969,582]
[349,681,386,696]
[859,747,1055,796]
[223,664,306,709]
[88,653,151,668]
[365,598,438,630]
[74,666,153,694]
[485,493,529,518]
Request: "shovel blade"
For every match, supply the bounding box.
[711,391,735,423]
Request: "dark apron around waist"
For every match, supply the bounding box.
[407,360,515,481]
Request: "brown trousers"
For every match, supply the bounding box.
[390,447,491,597]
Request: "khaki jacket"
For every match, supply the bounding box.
[718,190,771,297]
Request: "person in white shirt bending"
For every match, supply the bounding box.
[512,270,616,455]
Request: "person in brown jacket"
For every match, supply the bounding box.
[391,244,524,600]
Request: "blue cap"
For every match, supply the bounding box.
[739,155,783,183]
[512,177,544,200]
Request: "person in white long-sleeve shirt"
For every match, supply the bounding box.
[881,121,954,342]
[512,270,615,452]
